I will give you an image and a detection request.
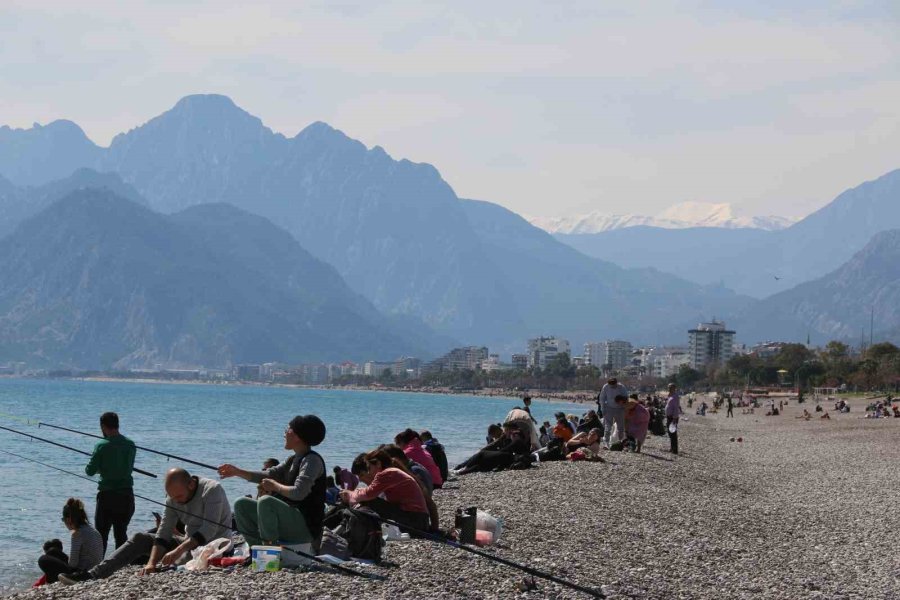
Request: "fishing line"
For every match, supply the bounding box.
[37,421,218,471]
[0,447,376,581]
[347,507,604,598]
[0,424,157,478]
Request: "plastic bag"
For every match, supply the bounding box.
[475,510,503,544]
[185,537,233,571]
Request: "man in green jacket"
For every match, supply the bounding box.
[85,412,136,551]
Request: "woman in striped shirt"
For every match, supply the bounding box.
[38,498,104,583]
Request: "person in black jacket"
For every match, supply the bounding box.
[452,424,530,475]
[419,430,449,482]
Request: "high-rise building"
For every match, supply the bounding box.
[527,336,570,369]
[688,320,736,370]
[603,340,633,370]
[511,354,529,370]
[423,347,489,373]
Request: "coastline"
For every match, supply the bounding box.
[9,402,900,599]
[59,376,600,405]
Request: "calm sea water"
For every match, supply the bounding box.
[0,378,583,592]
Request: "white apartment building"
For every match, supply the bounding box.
[688,320,736,370]
[527,336,570,369]
[583,340,633,370]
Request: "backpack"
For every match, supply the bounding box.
[331,507,384,562]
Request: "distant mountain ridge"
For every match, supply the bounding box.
[0,94,750,349]
[0,190,441,369]
[531,202,796,234]
[734,229,900,344]
[556,169,900,299]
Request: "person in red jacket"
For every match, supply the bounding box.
[341,449,430,533]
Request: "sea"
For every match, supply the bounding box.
[0,378,585,592]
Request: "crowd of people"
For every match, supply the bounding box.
[34,382,685,586]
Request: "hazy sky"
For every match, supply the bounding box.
[2,1,899,219]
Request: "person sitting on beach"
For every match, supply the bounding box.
[325,476,341,506]
[552,414,574,443]
[419,430,449,482]
[333,465,359,491]
[61,469,232,585]
[219,415,327,551]
[39,499,103,584]
[380,445,441,532]
[505,408,541,451]
[564,428,602,459]
[395,429,443,489]
[538,425,551,447]
[382,444,433,494]
[453,423,531,474]
[576,409,602,434]
[795,409,812,421]
[821,412,831,420]
[486,423,503,444]
[343,450,430,534]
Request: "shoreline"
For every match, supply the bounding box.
[8,402,900,598]
[23,376,601,405]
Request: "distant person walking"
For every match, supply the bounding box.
[665,383,682,455]
[598,377,628,447]
[85,412,136,551]
[726,396,734,418]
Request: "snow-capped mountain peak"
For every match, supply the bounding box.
[529,202,797,234]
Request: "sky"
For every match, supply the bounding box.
[1,0,899,219]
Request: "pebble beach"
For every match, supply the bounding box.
[9,399,899,599]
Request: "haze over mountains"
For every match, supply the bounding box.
[0,94,898,368]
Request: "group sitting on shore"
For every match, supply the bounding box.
[40,384,685,586]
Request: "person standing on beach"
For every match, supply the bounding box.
[85,412,136,552]
[726,396,734,418]
[665,383,682,455]
[520,395,538,425]
[598,377,628,447]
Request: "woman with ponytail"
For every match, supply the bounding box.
[38,498,104,583]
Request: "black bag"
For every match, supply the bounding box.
[332,507,384,562]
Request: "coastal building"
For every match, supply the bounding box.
[603,340,633,370]
[527,336,570,369]
[423,346,489,373]
[653,349,691,379]
[688,321,736,370]
[364,361,394,377]
[235,364,261,381]
[392,356,421,378]
[511,354,528,370]
[583,342,602,367]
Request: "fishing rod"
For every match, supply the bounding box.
[0,425,157,478]
[346,507,604,598]
[35,421,218,472]
[0,447,378,581]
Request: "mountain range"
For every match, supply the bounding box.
[0,95,750,360]
[0,94,898,366]
[733,229,900,344]
[530,202,796,234]
[556,169,900,299]
[0,189,442,369]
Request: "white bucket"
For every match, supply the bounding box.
[280,542,314,568]
[250,545,282,572]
